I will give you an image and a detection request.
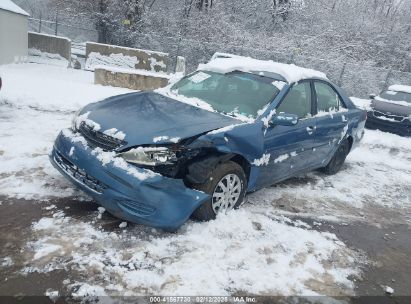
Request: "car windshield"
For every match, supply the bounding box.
[170,70,283,119]
[379,90,411,104]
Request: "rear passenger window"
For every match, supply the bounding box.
[314,82,344,112]
[277,82,312,118]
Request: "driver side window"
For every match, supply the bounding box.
[276,82,312,118]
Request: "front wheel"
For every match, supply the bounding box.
[320,138,350,175]
[191,161,247,221]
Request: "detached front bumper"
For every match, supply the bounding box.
[49,129,209,231]
[366,112,411,137]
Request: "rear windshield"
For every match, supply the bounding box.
[379,90,411,104]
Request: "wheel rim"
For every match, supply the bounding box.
[211,173,242,214]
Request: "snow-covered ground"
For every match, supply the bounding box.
[0,63,410,298]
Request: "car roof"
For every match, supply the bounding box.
[199,53,328,84]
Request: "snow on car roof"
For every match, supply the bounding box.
[388,84,411,94]
[199,56,327,84]
[0,0,29,16]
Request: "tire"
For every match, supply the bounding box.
[191,161,247,221]
[320,138,350,175]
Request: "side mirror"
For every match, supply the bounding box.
[270,112,299,127]
[369,94,376,100]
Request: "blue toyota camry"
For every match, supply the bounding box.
[50,56,366,231]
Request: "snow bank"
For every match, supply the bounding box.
[0,63,132,199]
[25,209,359,296]
[199,57,327,84]
[350,97,372,110]
[250,129,411,212]
[0,63,132,112]
[28,48,69,67]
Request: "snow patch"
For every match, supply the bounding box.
[155,86,253,123]
[103,128,126,141]
[199,57,327,84]
[388,84,411,94]
[74,111,101,131]
[207,124,240,135]
[152,136,180,143]
[261,109,276,129]
[1,257,14,267]
[34,244,63,260]
[45,289,59,301]
[149,57,167,72]
[252,153,271,166]
[274,154,289,163]
[350,97,372,110]
[86,52,139,71]
[272,80,286,90]
[28,48,69,67]
[91,147,157,181]
[96,65,169,79]
[385,286,394,294]
[25,210,360,296]
[189,71,211,83]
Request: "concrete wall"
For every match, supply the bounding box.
[28,32,71,61]
[86,42,169,73]
[0,10,28,64]
[95,67,169,91]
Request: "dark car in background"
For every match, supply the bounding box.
[367,85,411,136]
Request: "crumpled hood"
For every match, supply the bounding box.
[372,99,411,117]
[80,92,239,148]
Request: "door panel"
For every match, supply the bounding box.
[312,82,348,162]
[259,119,317,186]
[258,82,317,187]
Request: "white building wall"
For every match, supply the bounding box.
[0,9,28,64]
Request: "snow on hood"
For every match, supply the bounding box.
[79,92,239,147]
[388,84,411,94]
[198,57,327,84]
[372,98,411,116]
[371,96,411,110]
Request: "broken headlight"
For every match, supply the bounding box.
[119,147,178,166]
[71,108,83,131]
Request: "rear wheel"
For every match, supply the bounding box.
[191,161,247,221]
[321,138,350,175]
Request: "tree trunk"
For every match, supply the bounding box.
[96,0,109,43]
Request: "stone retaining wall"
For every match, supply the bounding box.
[95,67,169,90]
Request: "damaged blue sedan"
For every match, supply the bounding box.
[50,55,366,231]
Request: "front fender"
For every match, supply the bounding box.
[187,122,266,191]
